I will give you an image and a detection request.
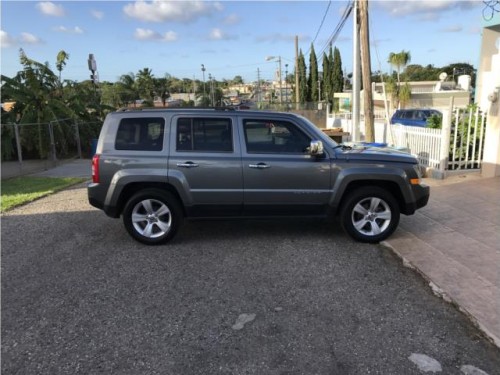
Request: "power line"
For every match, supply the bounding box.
[307,0,332,55]
[318,0,354,58]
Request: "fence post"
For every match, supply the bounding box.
[14,123,23,171]
[74,120,83,159]
[48,122,57,166]
[438,97,454,177]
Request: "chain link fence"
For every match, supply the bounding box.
[1,119,102,166]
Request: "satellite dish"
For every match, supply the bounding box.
[439,72,448,81]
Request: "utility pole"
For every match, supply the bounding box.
[352,1,361,142]
[359,0,374,142]
[257,68,261,103]
[295,35,300,110]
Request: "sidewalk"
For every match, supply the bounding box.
[383,173,500,347]
[1,159,91,180]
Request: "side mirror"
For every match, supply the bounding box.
[309,140,324,156]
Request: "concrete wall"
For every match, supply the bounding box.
[477,19,500,177]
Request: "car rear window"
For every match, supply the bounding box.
[115,117,165,151]
[176,118,233,152]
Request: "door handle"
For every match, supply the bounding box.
[177,162,199,168]
[249,163,270,169]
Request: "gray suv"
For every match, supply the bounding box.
[88,108,429,245]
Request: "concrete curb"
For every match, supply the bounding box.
[380,238,500,349]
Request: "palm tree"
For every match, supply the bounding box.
[388,50,411,110]
[56,50,70,83]
[136,68,155,103]
[117,73,139,107]
[388,50,411,85]
[153,76,171,107]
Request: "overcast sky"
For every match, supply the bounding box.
[1,1,484,84]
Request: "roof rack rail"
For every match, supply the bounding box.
[114,106,242,113]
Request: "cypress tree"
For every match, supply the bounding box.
[308,43,318,102]
[332,47,344,95]
[298,49,308,104]
[322,52,331,104]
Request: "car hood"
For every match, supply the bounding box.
[333,145,418,163]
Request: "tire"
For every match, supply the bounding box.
[122,189,183,245]
[340,186,400,243]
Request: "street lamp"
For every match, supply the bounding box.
[285,63,289,109]
[208,73,215,107]
[266,56,282,104]
[201,64,206,101]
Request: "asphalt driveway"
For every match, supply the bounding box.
[2,184,500,374]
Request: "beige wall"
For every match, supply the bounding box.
[477,22,500,177]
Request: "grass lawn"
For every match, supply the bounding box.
[1,176,87,212]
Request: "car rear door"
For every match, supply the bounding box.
[168,115,243,217]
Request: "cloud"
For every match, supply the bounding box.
[223,14,240,25]
[36,1,65,17]
[440,25,463,33]
[208,28,237,41]
[123,0,223,23]
[256,33,309,44]
[0,30,44,47]
[20,32,43,44]
[1,30,15,48]
[376,0,479,20]
[134,28,178,42]
[53,26,84,34]
[91,10,104,20]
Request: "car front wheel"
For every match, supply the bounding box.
[123,189,182,245]
[340,186,400,243]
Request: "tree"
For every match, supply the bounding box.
[388,50,411,85]
[307,43,318,102]
[232,75,244,85]
[1,50,88,158]
[297,49,308,104]
[56,50,69,83]
[153,76,171,107]
[117,73,139,107]
[331,47,344,101]
[388,50,411,110]
[136,68,155,103]
[322,52,331,105]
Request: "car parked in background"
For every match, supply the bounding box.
[390,109,442,127]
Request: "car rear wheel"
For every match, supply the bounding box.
[123,189,182,245]
[340,186,400,243]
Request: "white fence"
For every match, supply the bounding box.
[327,106,487,177]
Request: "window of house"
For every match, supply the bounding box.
[115,117,165,151]
[176,118,233,152]
[243,120,311,154]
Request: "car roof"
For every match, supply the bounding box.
[109,108,301,119]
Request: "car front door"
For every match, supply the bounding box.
[239,117,332,216]
[168,115,243,217]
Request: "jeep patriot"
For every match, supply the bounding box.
[88,108,429,245]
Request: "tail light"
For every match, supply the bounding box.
[92,154,100,183]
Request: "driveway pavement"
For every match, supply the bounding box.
[2,180,500,374]
[3,159,499,348]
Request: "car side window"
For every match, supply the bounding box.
[176,118,233,152]
[243,119,311,154]
[115,117,164,151]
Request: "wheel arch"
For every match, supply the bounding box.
[114,182,185,217]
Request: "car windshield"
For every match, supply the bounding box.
[296,115,339,147]
[423,110,440,117]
